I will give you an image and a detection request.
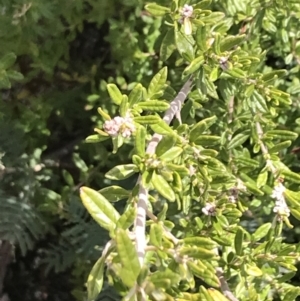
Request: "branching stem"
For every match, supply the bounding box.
[134,77,193,267]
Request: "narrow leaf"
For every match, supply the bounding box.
[151,171,176,202]
[234,228,244,256]
[87,257,105,301]
[99,186,130,202]
[116,229,141,287]
[80,187,120,231]
[228,132,249,149]
[135,126,146,157]
[148,67,168,99]
[145,3,170,16]
[107,84,123,105]
[137,100,170,111]
[129,83,143,107]
[105,164,139,180]
[134,115,161,124]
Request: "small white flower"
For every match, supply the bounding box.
[219,57,229,71]
[181,4,193,18]
[271,183,290,217]
[103,114,135,138]
[188,165,196,176]
[202,203,216,216]
[228,195,236,203]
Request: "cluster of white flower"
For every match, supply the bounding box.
[103,115,135,138]
[271,183,290,218]
[202,203,216,216]
[179,4,193,24]
[181,4,193,18]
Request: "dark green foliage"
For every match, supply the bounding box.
[1,0,300,300]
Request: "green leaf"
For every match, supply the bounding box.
[0,52,17,69]
[116,229,141,287]
[156,135,176,157]
[62,169,74,186]
[175,30,194,62]
[240,173,264,196]
[180,246,216,259]
[6,70,24,81]
[224,68,246,79]
[85,134,110,143]
[193,135,220,146]
[119,94,129,116]
[190,116,217,141]
[234,227,244,256]
[151,171,176,202]
[220,35,245,52]
[80,187,120,231]
[159,146,183,162]
[245,264,263,277]
[199,286,214,301]
[137,100,170,111]
[148,67,168,99]
[256,170,268,188]
[150,223,163,247]
[281,169,300,184]
[133,115,161,124]
[284,189,300,207]
[262,70,287,82]
[87,256,105,301]
[269,141,292,153]
[194,0,212,10]
[265,130,298,140]
[129,83,143,107]
[252,223,272,242]
[99,186,130,202]
[105,164,139,180]
[149,269,180,288]
[145,3,170,16]
[87,94,100,102]
[183,237,216,249]
[172,171,182,192]
[183,55,204,76]
[212,33,221,55]
[97,107,111,121]
[234,157,260,168]
[151,120,177,136]
[228,132,249,149]
[160,29,176,61]
[200,12,225,24]
[187,261,220,287]
[135,126,146,157]
[107,84,123,105]
[117,205,136,229]
[0,71,11,89]
[196,25,207,52]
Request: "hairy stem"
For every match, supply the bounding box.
[134,77,193,267]
[216,268,239,301]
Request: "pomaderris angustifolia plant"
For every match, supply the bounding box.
[80,0,300,300]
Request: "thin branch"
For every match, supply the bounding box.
[255,121,277,174]
[146,209,179,245]
[216,268,239,301]
[134,77,193,267]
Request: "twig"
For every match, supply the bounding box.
[216,268,239,301]
[146,209,179,245]
[255,121,277,174]
[134,77,193,267]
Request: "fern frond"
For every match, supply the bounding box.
[42,197,109,273]
[0,192,49,255]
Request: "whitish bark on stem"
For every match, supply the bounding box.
[134,77,193,267]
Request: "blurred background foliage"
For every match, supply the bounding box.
[0,0,300,300]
